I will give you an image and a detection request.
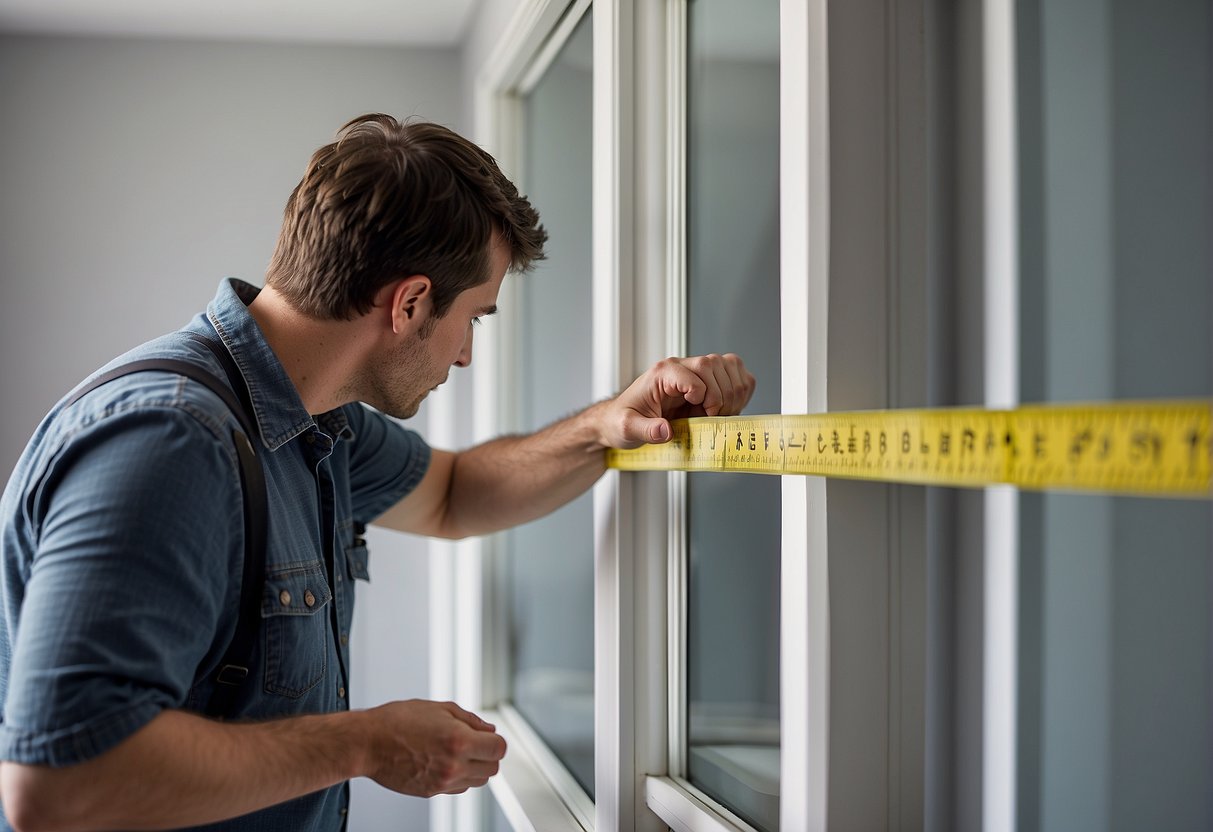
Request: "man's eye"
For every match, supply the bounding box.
[471,316,483,327]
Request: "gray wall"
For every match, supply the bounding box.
[0,33,462,832]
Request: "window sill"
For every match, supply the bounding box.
[485,706,593,832]
[645,776,760,832]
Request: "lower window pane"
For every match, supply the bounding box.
[688,474,781,830]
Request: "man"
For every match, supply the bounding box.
[0,114,753,831]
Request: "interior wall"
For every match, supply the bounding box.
[0,32,463,832]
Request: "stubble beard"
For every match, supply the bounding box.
[366,332,433,420]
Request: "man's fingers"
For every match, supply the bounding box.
[443,701,496,732]
[466,728,508,761]
[707,357,735,416]
[465,759,502,781]
[438,701,507,759]
[720,353,746,407]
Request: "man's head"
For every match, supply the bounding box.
[266,114,547,322]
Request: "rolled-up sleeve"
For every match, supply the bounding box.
[342,404,431,525]
[0,406,241,766]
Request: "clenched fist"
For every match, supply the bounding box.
[363,700,507,797]
[602,353,756,447]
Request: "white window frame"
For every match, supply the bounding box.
[776,1,832,829]
[980,1,1020,830]
[436,0,1023,829]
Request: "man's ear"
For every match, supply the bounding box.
[387,276,432,335]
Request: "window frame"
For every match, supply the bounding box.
[438,0,1025,829]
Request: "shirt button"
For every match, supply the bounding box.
[338,686,346,698]
[335,573,343,583]
[304,590,316,607]
[340,634,348,646]
[279,590,291,606]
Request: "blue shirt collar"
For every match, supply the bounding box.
[201,278,352,452]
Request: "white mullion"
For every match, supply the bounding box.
[592,1,635,831]
[981,1,1019,831]
[664,0,689,782]
[632,0,673,827]
[780,2,831,832]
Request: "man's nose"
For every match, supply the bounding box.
[454,327,473,368]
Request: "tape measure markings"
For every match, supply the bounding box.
[605,400,1212,498]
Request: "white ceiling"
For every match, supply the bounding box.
[0,0,481,47]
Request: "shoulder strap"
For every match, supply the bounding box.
[65,334,267,718]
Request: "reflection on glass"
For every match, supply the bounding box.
[1016,1,1211,830]
[507,10,595,797]
[685,0,781,829]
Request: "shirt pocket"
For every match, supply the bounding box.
[261,560,332,698]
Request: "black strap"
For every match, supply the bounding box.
[65,333,267,718]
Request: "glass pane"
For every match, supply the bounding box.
[506,9,595,797]
[685,0,781,829]
[1016,1,1211,830]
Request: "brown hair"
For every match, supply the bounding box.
[266,114,547,320]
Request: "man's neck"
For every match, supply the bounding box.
[247,285,373,415]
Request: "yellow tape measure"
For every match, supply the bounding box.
[606,400,1212,498]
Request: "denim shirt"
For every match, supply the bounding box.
[0,279,431,830]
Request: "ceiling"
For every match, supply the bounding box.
[0,0,481,47]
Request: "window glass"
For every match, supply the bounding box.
[1016,1,1211,829]
[685,0,781,828]
[507,9,595,797]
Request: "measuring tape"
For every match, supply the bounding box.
[606,400,1212,498]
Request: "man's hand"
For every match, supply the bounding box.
[603,353,756,448]
[363,700,507,797]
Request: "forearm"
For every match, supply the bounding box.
[0,708,370,832]
[446,400,611,537]
[375,354,755,540]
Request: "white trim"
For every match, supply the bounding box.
[428,375,489,831]
[981,2,1019,832]
[498,704,596,829]
[780,1,830,831]
[646,776,758,832]
[592,3,636,832]
[518,0,594,94]
[475,0,569,106]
